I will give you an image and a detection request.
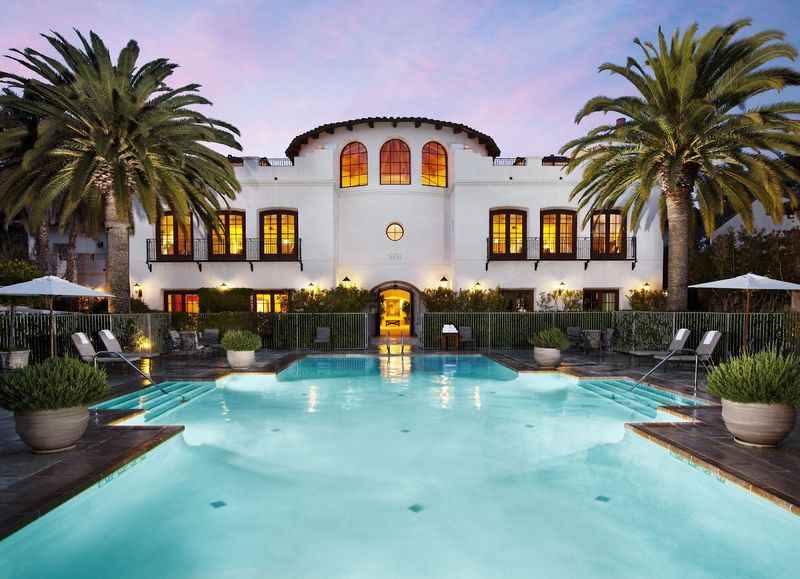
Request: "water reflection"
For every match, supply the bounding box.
[307,385,318,413]
[439,385,452,409]
[379,355,412,381]
[472,386,482,410]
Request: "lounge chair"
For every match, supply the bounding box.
[628,328,690,382]
[200,328,224,353]
[71,332,151,381]
[98,329,141,359]
[566,327,583,350]
[459,326,475,350]
[653,330,722,394]
[313,327,331,350]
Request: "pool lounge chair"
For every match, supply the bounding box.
[629,328,691,390]
[71,332,152,382]
[168,330,182,350]
[314,327,331,350]
[653,330,722,394]
[98,329,141,360]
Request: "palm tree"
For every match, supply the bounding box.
[0,31,241,311]
[560,19,800,310]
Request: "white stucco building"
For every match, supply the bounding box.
[128,117,664,335]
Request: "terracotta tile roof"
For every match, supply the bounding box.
[285,116,501,159]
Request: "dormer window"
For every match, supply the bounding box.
[380,139,411,185]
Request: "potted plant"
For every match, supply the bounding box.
[707,349,800,447]
[529,327,570,369]
[0,259,42,369]
[222,329,262,370]
[0,357,108,453]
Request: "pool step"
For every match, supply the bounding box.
[94,381,216,422]
[581,381,658,418]
[578,379,700,419]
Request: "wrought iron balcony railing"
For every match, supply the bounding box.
[146,238,303,272]
[486,236,636,271]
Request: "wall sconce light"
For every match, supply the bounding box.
[341,276,352,288]
[439,276,449,289]
[473,281,482,291]
[132,282,142,299]
[219,282,229,291]
[643,281,651,291]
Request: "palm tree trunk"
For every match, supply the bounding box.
[103,192,131,313]
[664,188,691,311]
[35,221,50,274]
[65,229,78,283]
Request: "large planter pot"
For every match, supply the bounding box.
[721,400,797,447]
[533,347,562,369]
[0,350,30,369]
[14,406,89,454]
[226,350,255,370]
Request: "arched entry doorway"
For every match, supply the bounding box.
[371,281,420,337]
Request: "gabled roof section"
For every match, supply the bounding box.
[285,116,501,159]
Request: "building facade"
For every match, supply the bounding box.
[128,117,664,335]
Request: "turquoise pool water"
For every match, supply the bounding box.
[2,355,798,578]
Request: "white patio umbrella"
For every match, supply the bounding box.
[689,273,800,349]
[0,276,112,357]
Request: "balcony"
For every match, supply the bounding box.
[146,238,303,272]
[485,236,637,271]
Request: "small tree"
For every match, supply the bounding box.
[0,259,42,350]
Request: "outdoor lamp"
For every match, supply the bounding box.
[219,282,229,291]
[132,282,143,299]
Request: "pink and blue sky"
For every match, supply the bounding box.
[3,0,800,156]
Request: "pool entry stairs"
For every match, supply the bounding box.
[578,379,702,419]
[94,381,216,422]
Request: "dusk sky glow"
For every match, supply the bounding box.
[3,0,800,157]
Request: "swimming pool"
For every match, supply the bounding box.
[2,355,798,578]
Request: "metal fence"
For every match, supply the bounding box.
[185,312,371,350]
[422,311,800,358]
[0,312,172,362]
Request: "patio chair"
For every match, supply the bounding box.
[71,332,150,381]
[566,327,583,350]
[628,328,690,382]
[653,330,722,395]
[601,328,615,352]
[168,329,182,350]
[199,329,224,353]
[459,326,475,350]
[98,329,140,359]
[313,327,331,350]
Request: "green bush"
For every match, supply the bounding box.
[0,357,109,411]
[707,349,800,405]
[221,329,262,351]
[421,287,509,312]
[529,327,570,350]
[291,285,373,312]
[626,288,667,311]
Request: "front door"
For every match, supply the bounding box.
[378,288,413,337]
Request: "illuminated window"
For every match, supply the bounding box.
[421,142,447,187]
[386,222,404,241]
[261,210,298,259]
[541,210,576,258]
[157,212,192,259]
[209,211,245,259]
[591,209,626,257]
[252,290,291,313]
[164,291,200,314]
[340,142,368,188]
[380,139,411,185]
[583,288,619,312]
[489,209,526,258]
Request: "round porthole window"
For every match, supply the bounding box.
[386,222,404,241]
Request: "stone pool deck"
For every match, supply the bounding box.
[1,347,799,540]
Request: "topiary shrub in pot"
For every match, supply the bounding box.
[0,358,108,453]
[707,349,800,447]
[221,329,262,370]
[528,327,570,369]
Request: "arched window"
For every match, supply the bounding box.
[591,209,626,258]
[340,142,367,188]
[421,141,447,187]
[380,139,411,185]
[540,209,576,258]
[489,209,527,259]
